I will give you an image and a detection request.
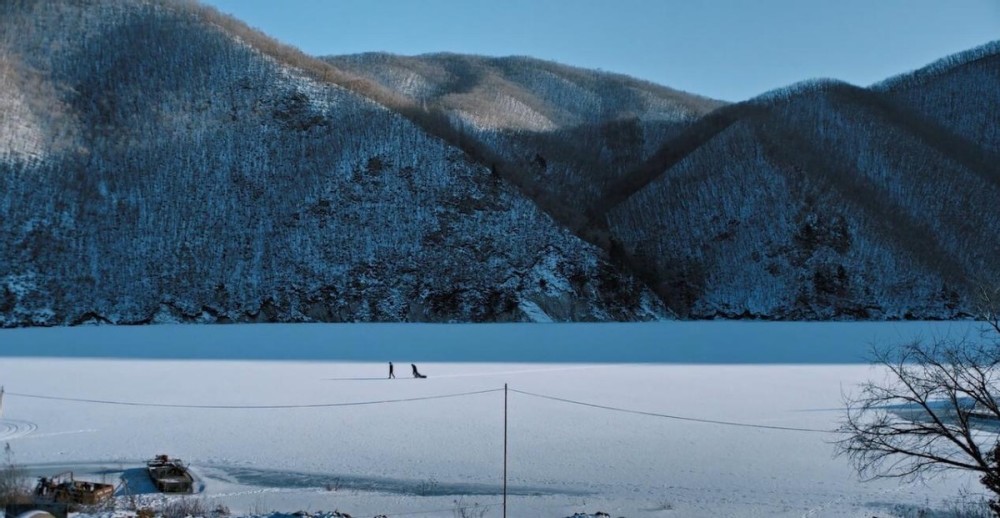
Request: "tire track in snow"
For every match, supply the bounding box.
[0,418,38,440]
[429,366,605,379]
[18,428,97,440]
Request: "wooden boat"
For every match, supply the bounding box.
[146,454,194,493]
[33,472,114,505]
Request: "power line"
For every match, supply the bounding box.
[5,388,504,410]
[509,388,836,434]
[6,383,837,432]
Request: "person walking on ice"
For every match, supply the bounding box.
[388,362,395,379]
[411,364,426,378]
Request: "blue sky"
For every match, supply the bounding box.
[201,0,999,102]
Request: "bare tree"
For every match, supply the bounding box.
[0,442,30,508]
[838,292,1000,514]
[980,285,1000,333]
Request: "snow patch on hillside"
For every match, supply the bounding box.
[638,87,704,122]
[0,67,44,161]
[518,299,554,322]
[449,92,558,132]
[377,66,437,99]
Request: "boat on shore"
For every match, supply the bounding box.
[146,454,194,493]
[33,472,114,506]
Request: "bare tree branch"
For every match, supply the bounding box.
[837,323,1000,514]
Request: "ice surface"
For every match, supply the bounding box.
[0,320,984,363]
[0,322,990,517]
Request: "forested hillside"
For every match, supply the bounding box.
[598,62,1000,318]
[0,0,664,326]
[0,0,996,325]
[875,41,1000,154]
[326,53,724,233]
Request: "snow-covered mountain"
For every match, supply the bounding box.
[596,55,1000,318]
[324,52,724,236]
[0,0,996,325]
[0,0,664,326]
[875,41,1000,155]
[327,40,1000,320]
[326,52,722,132]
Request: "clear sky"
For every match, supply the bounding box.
[201,0,999,102]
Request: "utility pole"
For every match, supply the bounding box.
[503,383,508,518]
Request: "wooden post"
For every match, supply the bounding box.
[504,383,508,518]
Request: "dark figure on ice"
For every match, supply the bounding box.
[388,362,395,379]
[411,363,426,378]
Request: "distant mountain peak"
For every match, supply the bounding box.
[873,39,1000,92]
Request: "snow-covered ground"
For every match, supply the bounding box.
[0,322,992,517]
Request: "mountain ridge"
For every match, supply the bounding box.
[0,0,997,325]
[0,0,665,326]
[599,65,999,318]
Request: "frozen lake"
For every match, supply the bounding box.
[0,322,992,517]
